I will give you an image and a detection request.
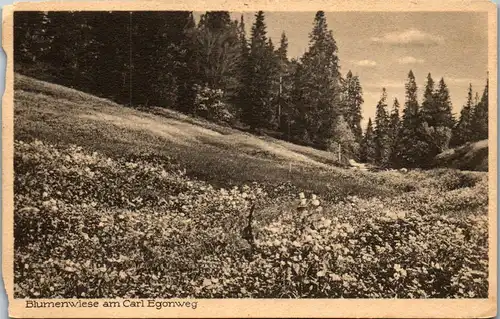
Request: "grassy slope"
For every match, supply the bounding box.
[435,140,488,172]
[13,74,489,299]
[14,74,410,199]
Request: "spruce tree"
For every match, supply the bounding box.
[236,15,249,119]
[291,11,341,148]
[420,73,437,127]
[434,78,455,129]
[276,32,292,134]
[277,31,288,62]
[421,77,454,165]
[388,98,401,167]
[419,73,446,166]
[238,14,249,59]
[374,88,391,167]
[471,77,488,141]
[342,70,364,143]
[451,83,475,146]
[360,118,376,163]
[398,70,427,167]
[240,11,277,130]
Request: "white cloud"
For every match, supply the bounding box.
[398,56,425,64]
[354,59,377,67]
[371,28,444,46]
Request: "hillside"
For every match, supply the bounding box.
[13,74,489,299]
[435,140,488,172]
[14,74,404,199]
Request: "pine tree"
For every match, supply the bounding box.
[289,59,307,140]
[398,70,427,167]
[360,118,376,163]
[277,31,288,62]
[374,88,391,167]
[388,98,401,166]
[420,73,438,127]
[291,11,341,148]
[235,14,249,120]
[419,73,447,166]
[267,37,282,128]
[451,83,475,146]
[342,70,364,143]
[433,78,455,129]
[240,11,277,130]
[238,14,249,60]
[471,77,489,141]
[417,76,454,166]
[275,31,291,133]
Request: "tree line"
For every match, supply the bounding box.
[14,11,488,168]
[360,71,488,168]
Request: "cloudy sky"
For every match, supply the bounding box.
[197,11,488,129]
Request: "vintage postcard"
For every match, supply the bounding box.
[2,0,497,317]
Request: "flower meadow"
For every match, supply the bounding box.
[14,140,489,298]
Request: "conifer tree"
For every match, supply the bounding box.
[176,12,198,113]
[289,59,307,140]
[277,31,288,62]
[433,78,455,129]
[342,70,364,143]
[291,11,341,148]
[14,12,51,63]
[420,73,437,127]
[276,31,292,134]
[398,70,427,167]
[424,77,454,164]
[45,12,96,86]
[419,73,448,165]
[238,14,249,59]
[471,77,489,141]
[240,11,277,130]
[360,118,376,163]
[388,98,401,166]
[374,88,391,167]
[451,83,475,146]
[236,14,249,119]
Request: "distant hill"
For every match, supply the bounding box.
[434,140,488,172]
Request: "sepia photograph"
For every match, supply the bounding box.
[2,0,497,317]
